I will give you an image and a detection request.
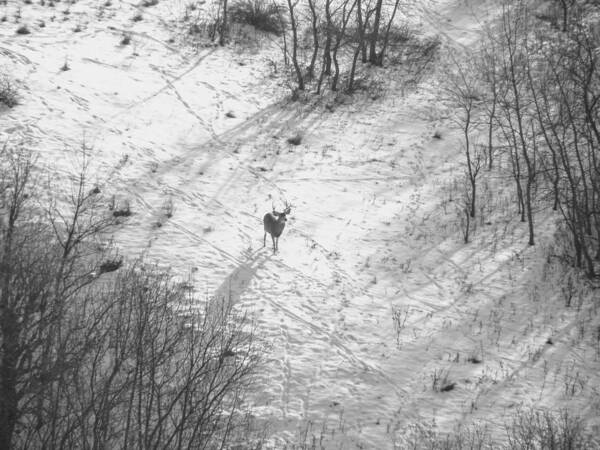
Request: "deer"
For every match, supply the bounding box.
[263,202,292,252]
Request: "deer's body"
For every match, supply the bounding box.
[263,204,291,252]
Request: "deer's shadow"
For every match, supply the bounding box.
[211,245,282,308]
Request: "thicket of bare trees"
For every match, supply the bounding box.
[207,0,439,97]
[283,0,413,94]
[450,0,600,277]
[0,145,260,449]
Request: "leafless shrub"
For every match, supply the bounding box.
[229,0,285,35]
[162,197,173,218]
[287,132,302,145]
[15,24,31,35]
[0,74,19,108]
[431,368,455,392]
[391,305,410,347]
[120,33,131,45]
[466,355,482,364]
[395,409,596,449]
[154,197,174,228]
[388,33,441,71]
[506,408,596,450]
[112,200,131,217]
[345,75,387,99]
[395,421,493,449]
[99,256,123,273]
[383,23,415,48]
[562,360,586,397]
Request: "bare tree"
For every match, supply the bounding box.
[331,0,358,91]
[368,0,383,64]
[480,0,600,274]
[0,143,262,448]
[219,0,229,45]
[495,1,537,245]
[306,0,320,79]
[447,54,484,219]
[316,0,334,94]
[356,0,368,63]
[286,0,304,92]
[377,0,402,66]
[478,34,500,170]
[0,143,110,449]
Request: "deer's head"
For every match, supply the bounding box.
[272,201,292,222]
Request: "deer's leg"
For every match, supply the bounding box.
[263,232,266,247]
[272,235,276,252]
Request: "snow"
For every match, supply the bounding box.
[1,0,599,448]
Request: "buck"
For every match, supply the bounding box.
[263,202,292,252]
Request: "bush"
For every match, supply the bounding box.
[388,32,441,74]
[398,422,493,449]
[112,205,131,217]
[384,23,416,46]
[99,256,123,274]
[507,408,596,450]
[0,75,19,108]
[16,24,31,35]
[229,0,285,36]
[396,409,597,449]
[287,132,302,145]
[120,33,131,45]
[430,368,454,392]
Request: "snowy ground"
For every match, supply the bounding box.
[2,0,600,448]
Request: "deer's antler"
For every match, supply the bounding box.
[283,200,293,214]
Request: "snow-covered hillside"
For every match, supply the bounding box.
[2,0,599,448]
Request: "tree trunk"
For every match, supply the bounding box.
[307,0,319,79]
[324,0,332,76]
[378,0,401,66]
[286,0,304,91]
[219,0,228,45]
[356,0,367,63]
[369,0,383,64]
[487,96,496,170]
[348,44,361,92]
